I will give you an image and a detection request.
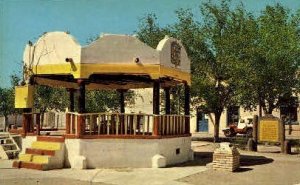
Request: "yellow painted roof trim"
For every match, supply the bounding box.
[32,63,191,85]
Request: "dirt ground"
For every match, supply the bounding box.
[1,141,300,185]
[179,141,300,185]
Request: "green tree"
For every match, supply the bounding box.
[0,74,21,130]
[34,85,68,126]
[86,90,135,113]
[136,0,257,142]
[239,4,300,114]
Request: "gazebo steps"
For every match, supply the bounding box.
[13,136,65,170]
[13,161,47,170]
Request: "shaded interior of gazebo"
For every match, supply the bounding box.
[14,31,191,139]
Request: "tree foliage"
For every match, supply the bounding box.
[86,90,135,113]
[239,4,300,114]
[136,0,300,142]
[0,75,21,130]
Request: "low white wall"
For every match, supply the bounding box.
[65,137,192,168]
[21,136,37,153]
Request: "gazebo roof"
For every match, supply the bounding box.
[23,31,191,89]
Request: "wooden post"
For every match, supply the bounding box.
[284,140,292,154]
[184,83,190,134]
[65,113,71,134]
[253,115,258,143]
[280,116,286,153]
[22,114,28,137]
[76,115,84,138]
[118,89,125,113]
[77,79,86,113]
[153,80,160,115]
[164,87,171,115]
[248,115,258,152]
[153,116,160,136]
[153,80,160,136]
[36,113,41,135]
[118,90,126,135]
[67,88,75,112]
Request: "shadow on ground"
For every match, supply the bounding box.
[240,155,274,167]
[169,151,213,167]
[170,152,274,171]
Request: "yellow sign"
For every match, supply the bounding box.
[259,118,280,142]
[15,85,34,108]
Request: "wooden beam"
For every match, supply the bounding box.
[67,88,75,112]
[118,89,126,113]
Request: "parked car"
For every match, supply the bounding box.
[222,116,253,137]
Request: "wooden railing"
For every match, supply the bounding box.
[65,112,190,138]
[21,113,41,136]
[10,113,60,137]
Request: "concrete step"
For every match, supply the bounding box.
[19,153,32,162]
[31,141,63,151]
[13,137,65,170]
[37,136,65,143]
[13,161,47,170]
[25,148,56,156]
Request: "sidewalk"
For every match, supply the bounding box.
[0,162,207,185]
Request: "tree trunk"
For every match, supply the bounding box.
[41,112,45,129]
[267,106,273,115]
[259,98,263,117]
[214,111,222,143]
[14,114,17,128]
[4,116,8,131]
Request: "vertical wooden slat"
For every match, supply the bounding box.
[76,115,82,138]
[107,114,110,135]
[142,115,145,135]
[72,114,76,134]
[36,113,40,136]
[175,115,180,134]
[97,115,101,135]
[66,113,70,134]
[170,116,172,135]
[125,115,128,135]
[89,115,92,135]
[161,115,165,135]
[133,115,137,135]
[147,115,150,134]
[116,114,119,135]
[183,116,185,134]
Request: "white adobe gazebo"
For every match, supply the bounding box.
[13,31,193,170]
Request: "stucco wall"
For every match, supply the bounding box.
[24,32,81,66]
[81,34,159,65]
[157,37,190,73]
[21,136,37,153]
[64,137,192,168]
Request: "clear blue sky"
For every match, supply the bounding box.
[0,0,299,88]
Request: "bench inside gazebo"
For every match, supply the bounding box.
[12,32,193,170]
